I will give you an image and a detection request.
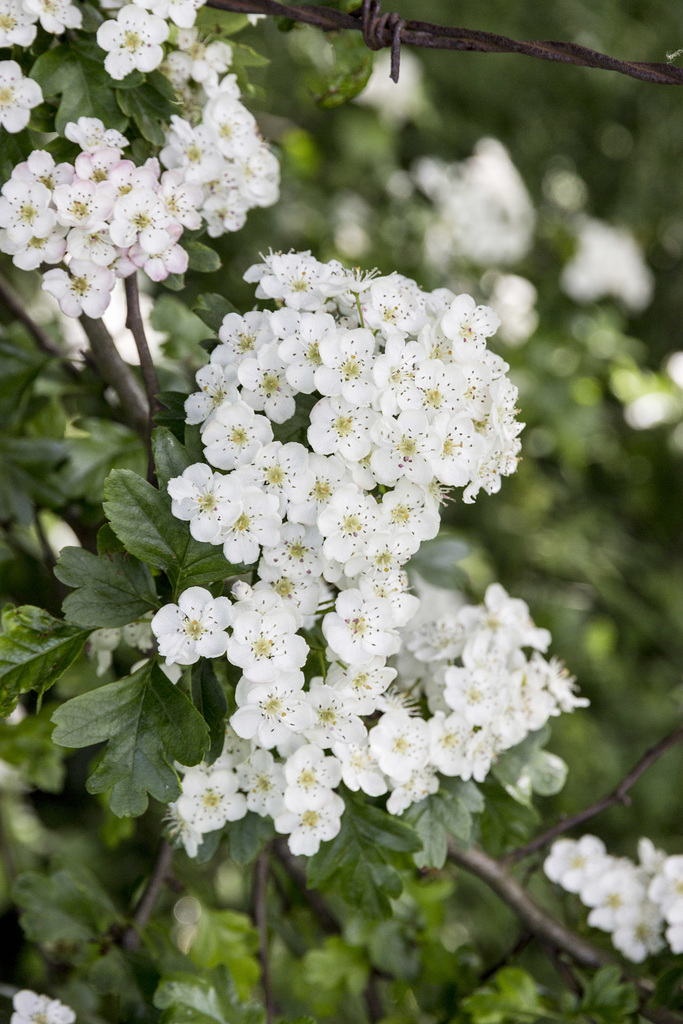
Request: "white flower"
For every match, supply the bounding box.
[168,463,242,543]
[238,343,296,423]
[202,399,273,471]
[386,765,439,814]
[611,901,665,963]
[0,61,43,133]
[304,682,366,748]
[42,260,116,318]
[332,739,387,796]
[322,589,399,664]
[326,658,396,715]
[230,679,317,748]
[215,310,274,364]
[151,587,232,665]
[97,5,169,80]
[560,216,654,313]
[64,117,129,152]
[22,0,82,33]
[0,179,55,245]
[283,743,342,811]
[228,605,308,683]
[176,764,247,832]
[0,0,37,47]
[370,409,439,486]
[11,990,76,1024]
[235,749,285,817]
[315,326,377,404]
[274,791,345,856]
[220,484,281,565]
[368,711,430,783]
[648,855,683,924]
[308,395,375,461]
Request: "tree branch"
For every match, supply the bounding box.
[0,272,80,378]
[504,720,683,865]
[119,839,173,951]
[124,275,160,481]
[447,842,683,1024]
[203,0,683,87]
[79,314,150,438]
[254,851,276,1024]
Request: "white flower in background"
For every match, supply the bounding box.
[560,216,654,313]
[97,5,169,80]
[0,61,43,133]
[151,587,232,665]
[354,49,426,126]
[11,991,75,1024]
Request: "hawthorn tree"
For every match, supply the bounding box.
[1,2,683,1024]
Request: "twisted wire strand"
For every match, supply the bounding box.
[203,0,683,87]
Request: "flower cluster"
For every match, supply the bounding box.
[0,59,278,316]
[559,215,654,313]
[413,138,536,268]
[10,989,76,1024]
[545,834,683,962]
[151,250,584,857]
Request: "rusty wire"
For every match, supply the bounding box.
[203,0,683,86]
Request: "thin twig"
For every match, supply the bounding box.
[447,842,683,1024]
[124,275,160,483]
[363,972,384,1023]
[79,314,149,438]
[0,273,79,377]
[254,851,276,1024]
[203,0,683,87]
[504,721,683,865]
[274,837,341,933]
[119,840,173,951]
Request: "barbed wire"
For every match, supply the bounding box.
[203,0,683,86]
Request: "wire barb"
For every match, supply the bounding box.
[361,0,405,80]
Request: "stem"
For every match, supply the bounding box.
[254,851,276,1024]
[447,843,683,1024]
[79,314,149,438]
[274,837,341,934]
[202,0,683,88]
[120,840,173,951]
[124,275,160,482]
[0,272,79,377]
[504,721,683,865]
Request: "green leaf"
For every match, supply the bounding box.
[302,936,369,996]
[579,966,639,1023]
[462,967,549,1024]
[14,867,120,950]
[103,468,240,592]
[188,907,260,997]
[307,795,420,918]
[30,43,127,135]
[191,660,227,765]
[51,662,209,817]
[0,606,90,718]
[55,547,158,628]
[407,531,469,590]
[154,967,266,1024]
[0,338,49,423]
[195,8,252,35]
[155,392,190,439]
[194,293,241,334]
[59,418,145,505]
[526,749,568,797]
[225,812,273,866]
[407,790,472,869]
[115,77,177,144]
[0,706,66,792]
[311,33,373,108]
[0,437,67,524]
[185,240,223,273]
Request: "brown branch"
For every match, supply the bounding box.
[203,0,683,87]
[447,842,683,1024]
[254,851,276,1024]
[124,275,160,482]
[119,840,173,951]
[79,314,149,438]
[0,272,80,378]
[504,721,683,866]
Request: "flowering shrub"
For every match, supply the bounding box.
[0,3,682,1024]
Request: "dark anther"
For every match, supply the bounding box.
[361,0,406,81]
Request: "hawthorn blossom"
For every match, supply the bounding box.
[0,61,43,133]
[151,587,232,665]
